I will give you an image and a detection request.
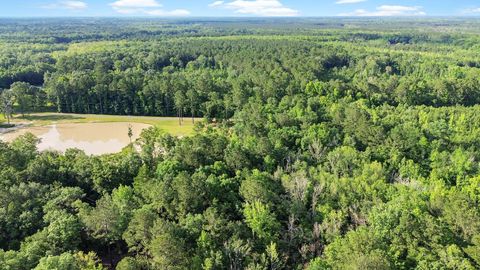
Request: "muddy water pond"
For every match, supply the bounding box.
[0,122,151,155]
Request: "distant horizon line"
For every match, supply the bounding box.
[0,15,480,19]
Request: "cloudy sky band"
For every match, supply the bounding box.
[6,0,480,17]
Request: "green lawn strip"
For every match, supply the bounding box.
[0,116,12,128]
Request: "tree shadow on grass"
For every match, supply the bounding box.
[16,114,86,121]
[0,123,15,128]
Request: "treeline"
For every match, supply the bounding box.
[39,37,480,117]
[2,21,480,118]
[2,18,480,44]
[0,43,59,89]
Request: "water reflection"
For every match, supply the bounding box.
[0,122,151,155]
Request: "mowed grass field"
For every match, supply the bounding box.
[0,117,14,128]
[5,113,200,136]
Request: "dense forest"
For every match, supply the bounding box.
[2,18,480,269]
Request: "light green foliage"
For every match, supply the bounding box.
[243,201,281,243]
[0,89,14,124]
[116,257,145,270]
[44,211,82,254]
[9,133,39,168]
[78,186,137,244]
[321,228,391,270]
[34,252,104,270]
[149,220,189,270]
[123,206,156,254]
[10,82,35,117]
[240,170,281,205]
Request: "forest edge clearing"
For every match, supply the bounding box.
[0,113,199,137]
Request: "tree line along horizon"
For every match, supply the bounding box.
[1,18,480,269]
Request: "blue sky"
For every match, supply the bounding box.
[2,0,480,17]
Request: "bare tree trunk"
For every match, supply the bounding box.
[70,96,75,113]
[191,108,195,124]
[5,113,10,124]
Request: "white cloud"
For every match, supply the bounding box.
[339,5,426,16]
[42,1,87,10]
[209,0,299,17]
[146,9,191,16]
[209,1,225,7]
[336,0,366,4]
[463,7,480,14]
[109,0,190,16]
[110,0,161,8]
